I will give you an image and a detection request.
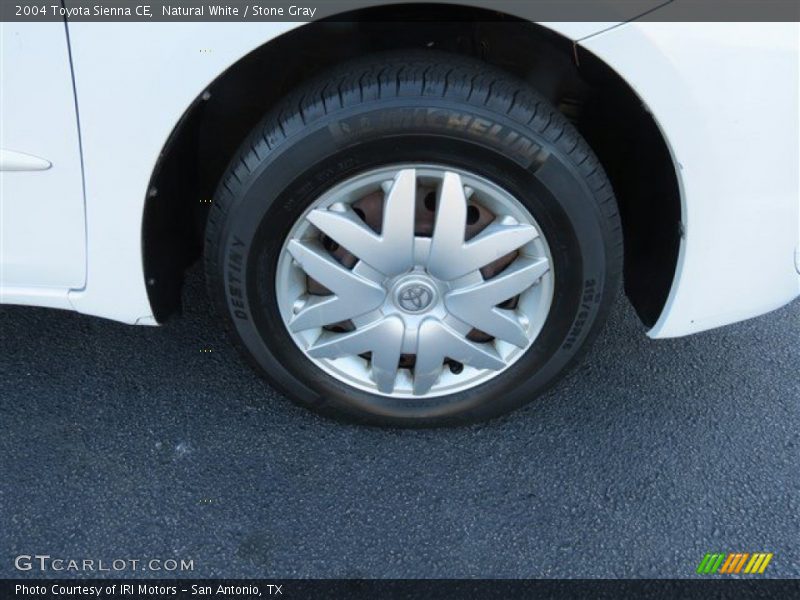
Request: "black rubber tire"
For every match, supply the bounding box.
[205,50,623,427]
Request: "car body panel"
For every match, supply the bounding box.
[65,22,296,323]
[581,22,800,337]
[0,21,85,301]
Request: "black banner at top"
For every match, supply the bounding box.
[2,0,800,22]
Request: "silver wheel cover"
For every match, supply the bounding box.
[275,165,555,398]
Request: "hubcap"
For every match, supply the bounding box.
[275,165,555,398]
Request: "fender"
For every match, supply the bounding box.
[582,22,800,337]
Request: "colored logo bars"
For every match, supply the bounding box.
[696,553,773,575]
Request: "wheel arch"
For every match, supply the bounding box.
[142,4,681,328]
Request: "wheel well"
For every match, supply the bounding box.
[143,4,681,328]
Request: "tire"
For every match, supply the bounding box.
[205,50,622,427]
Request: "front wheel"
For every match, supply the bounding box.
[205,51,622,426]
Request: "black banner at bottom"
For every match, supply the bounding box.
[4,579,800,600]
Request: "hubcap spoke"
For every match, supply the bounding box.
[456,221,539,278]
[427,172,469,280]
[277,165,555,398]
[428,172,539,280]
[287,239,386,331]
[414,319,505,395]
[307,316,404,393]
[445,257,550,347]
[306,169,416,276]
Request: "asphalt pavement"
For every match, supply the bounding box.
[2,265,798,578]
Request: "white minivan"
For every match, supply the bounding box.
[2,7,798,425]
